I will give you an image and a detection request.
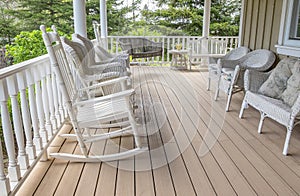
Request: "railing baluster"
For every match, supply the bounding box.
[0,81,11,195]
[0,79,21,182]
[46,64,57,133]
[17,72,36,161]
[26,69,42,151]
[33,68,48,145]
[7,75,29,170]
[58,84,66,122]
[40,64,53,137]
[52,74,62,127]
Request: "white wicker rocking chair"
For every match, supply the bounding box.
[41,25,147,162]
[215,49,276,111]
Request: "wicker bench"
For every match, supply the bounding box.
[118,37,163,59]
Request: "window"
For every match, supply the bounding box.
[276,0,300,57]
[289,0,300,40]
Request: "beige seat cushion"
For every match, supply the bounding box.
[258,58,297,98]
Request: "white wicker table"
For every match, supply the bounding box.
[169,50,189,70]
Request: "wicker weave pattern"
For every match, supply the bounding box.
[215,49,276,111]
[240,57,300,155]
[118,38,163,59]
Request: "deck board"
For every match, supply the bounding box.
[16,66,300,196]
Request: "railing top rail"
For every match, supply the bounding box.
[108,35,239,39]
[0,54,49,80]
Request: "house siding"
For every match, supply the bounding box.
[241,0,283,53]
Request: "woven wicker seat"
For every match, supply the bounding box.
[239,57,300,155]
[215,49,276,111]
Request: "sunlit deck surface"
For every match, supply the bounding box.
[16,66,300,196]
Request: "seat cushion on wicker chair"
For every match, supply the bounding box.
[280,61,300,107]
[246,91,292,126]
[258,58,298,99]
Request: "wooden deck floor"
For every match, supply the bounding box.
[16,66,300,196]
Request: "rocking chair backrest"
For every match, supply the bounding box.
[71,34,96,66]
[72,34,115,62]
[40,25,83,104]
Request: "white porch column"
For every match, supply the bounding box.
[202,0,211,37]
[100,0,108,49]
[73,0,87,37]
[238,0,245,47]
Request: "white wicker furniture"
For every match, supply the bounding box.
[215,49,276,111]
[41,25,147,162]
[71,33,130,75]
[188,36,228,70]
[207,46,250,90]
[239,57,300,155]
[61,36,131,96]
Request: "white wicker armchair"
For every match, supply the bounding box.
[207,46,250,90]
[215,49,276,111]
[239,57,300,155]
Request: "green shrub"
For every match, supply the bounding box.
[5,30,47,64]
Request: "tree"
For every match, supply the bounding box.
[86,0,139,38]
[0,0,18,46]
[8,0,73,35]
[141,0,241,36]
[210,0,241,36]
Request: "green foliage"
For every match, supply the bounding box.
[5,29,71,65]
[142,0,241,36]
[5,30,47,64]
[210,0,241,36]
[9,0,73,35]
[86,0,139,39]
[0,1,18,47]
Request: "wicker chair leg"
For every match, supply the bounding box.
[239,99,247,118]
[214,77,220,101]
[258,112,266,134]
[207,77,211,91]
[225,85,234,112]
[283,127,292,156]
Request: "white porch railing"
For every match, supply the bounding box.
[0,35,238,195]
[105,36,239,63]
[0,54,67,195]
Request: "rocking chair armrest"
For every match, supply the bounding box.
[80,71,119,82]
[89,61,123,69]
[244,69,271,92]
[74,89,135,106]
[81,76,130,90]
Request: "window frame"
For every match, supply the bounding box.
[276,0,300,57]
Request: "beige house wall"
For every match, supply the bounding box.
[240,0,283,54]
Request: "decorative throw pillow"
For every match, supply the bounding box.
[258,58,297,98]
[281,60,300,107]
